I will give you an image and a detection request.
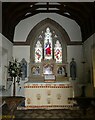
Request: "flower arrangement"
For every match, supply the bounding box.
[8,58,22,78]
[8,57,22,96]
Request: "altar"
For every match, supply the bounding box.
[24,82,73,109]
[24,27,73,109]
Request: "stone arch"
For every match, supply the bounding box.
[26,18,70,45]
[26,18,70,63]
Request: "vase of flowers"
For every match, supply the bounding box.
[8,58,22,96]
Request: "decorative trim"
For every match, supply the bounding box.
[67,41,82,45]
[13,42,29,45]
[24,84,72,88]
[25,104,73,109]
[17,104,73,110]
[13,41,82,46]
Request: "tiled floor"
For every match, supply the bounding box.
[2,100,95,120]
[14,107,95,119]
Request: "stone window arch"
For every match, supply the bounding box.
[26,18,70,63]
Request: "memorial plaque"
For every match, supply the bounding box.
[44,74,55,82]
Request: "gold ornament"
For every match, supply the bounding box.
[36,94,41,100]
[27,98,31,104]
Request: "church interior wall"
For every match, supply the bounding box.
[92,34,95,95]
[84,34,94,83]
[12,34,95,97]
[13,46,30,63]
[67,45,83,82]
[83,33,95,96]
[12,45,83,96]
[0,34,2,87]
[0,34,13,96]
[13,46,30,96]
[14,13,82,42]
[12,13,82,97]
[1,13,94,97]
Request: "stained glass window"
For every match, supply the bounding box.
[44,27,52,60]
[54,40,62,63]
[35,41,42,63]
[35,27,63,63]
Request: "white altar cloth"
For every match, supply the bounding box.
[24,81,73,109]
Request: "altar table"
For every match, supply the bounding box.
[24,82,73,109]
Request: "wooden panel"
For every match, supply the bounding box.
[92,46,95,87]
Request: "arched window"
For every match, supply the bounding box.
[35,27,62,63]
[54,40,62,63]
[44,27,52,60]
[35,41,42,63]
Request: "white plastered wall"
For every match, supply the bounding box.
[83,34,95,96]
[13,13,83,96]
[0,34,13,96]
[67,45,83,81]
[84,34,94,83]
[13,46,30,96]
[14,13,82,42]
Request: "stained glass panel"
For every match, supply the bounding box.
[54,40,62,63]
[35,41,42,63]
[44,27,52,60]
[35,28,63,63]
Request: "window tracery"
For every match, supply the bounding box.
[35,41,42,63]
[35,27,62,63]
[44,27,52,60]
[54,40,62,63]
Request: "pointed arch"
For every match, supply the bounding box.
[27,18,69,63]
[26,18,70,45]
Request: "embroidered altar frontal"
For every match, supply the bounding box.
[24,82,73,109]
